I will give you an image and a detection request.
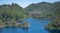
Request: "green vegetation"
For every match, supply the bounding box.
[0,3,28,22]
[25,2,53,12]
[25,2,54,18]
[0,3,28,28]
[45,2,60,31]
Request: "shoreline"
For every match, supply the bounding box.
[0,22,29,28]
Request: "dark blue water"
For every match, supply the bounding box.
[0,18,50,33]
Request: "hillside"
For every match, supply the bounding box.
[25,2,53,12]
[0,3,28,22]
[25,1,60,18]
[25,2,53,18]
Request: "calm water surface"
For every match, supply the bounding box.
[0,18,50,33]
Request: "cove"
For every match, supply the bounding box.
[0,18,50,33]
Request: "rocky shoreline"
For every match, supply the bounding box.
[0,22,29,28]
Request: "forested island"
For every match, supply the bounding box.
[0,1,60,32]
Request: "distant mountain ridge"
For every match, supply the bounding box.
[25,1,60,12]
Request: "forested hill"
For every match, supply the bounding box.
[0,3,28,22]
[25,1,60,18]
[25,2,60,12]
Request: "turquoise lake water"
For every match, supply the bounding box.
[0,18,50,33]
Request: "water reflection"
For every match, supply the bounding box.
[0,27,29,33]
[0,28,4,33]
[22,27,29,30]
[48,29,60,33]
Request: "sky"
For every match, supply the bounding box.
[0,0,60,8]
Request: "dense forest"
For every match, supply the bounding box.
[25,2,60,19]
[0,3,28,22]
[45,2,60,31]
[0,3,29,28]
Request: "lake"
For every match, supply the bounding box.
[0,18,50,33]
